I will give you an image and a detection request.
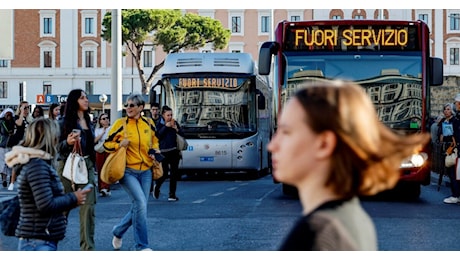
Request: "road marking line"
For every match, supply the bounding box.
[210,192,224,197]
[192,199,206,203]
[227,187,238,191]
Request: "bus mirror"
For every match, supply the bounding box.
[258,42,279,75]
[430,57,444,86]
[258,94,266,110]
[150,80,163,105]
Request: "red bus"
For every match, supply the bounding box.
[258,19,444,199]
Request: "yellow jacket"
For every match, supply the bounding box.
[104,116,159,171]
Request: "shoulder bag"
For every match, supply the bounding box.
[148,119,163,180]
[176,134,188,151]
[445,138,457,168]
[101,119,127,184]
[62,138,88,190]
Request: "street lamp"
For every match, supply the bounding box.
[99,94,108,113]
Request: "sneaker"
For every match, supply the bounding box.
[443,196,459,204]
[152,185,160,199]
[112,236,122,250]
[7,183,14,191]
[100,189,109,197]
[168,196,179,202]
[140,248,153,251]
[2,180,7,188]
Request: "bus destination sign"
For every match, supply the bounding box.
[172,77,244,90]
[284,24,420,52]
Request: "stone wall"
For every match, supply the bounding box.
[430,76,460,118]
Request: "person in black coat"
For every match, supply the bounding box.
[5,118,90,251]
[152,105,185,201]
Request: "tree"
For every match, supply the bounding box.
[101,9,231,94]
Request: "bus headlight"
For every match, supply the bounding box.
[400,152,428,168]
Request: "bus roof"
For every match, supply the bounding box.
[161,52,255,75]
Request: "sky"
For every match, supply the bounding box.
[1,1,458,10]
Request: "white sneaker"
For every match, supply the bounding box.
[443,196,459,204]
[7,183,14,191]
[112,236,122,250]
[140,248,153,251]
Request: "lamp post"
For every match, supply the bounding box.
[99,94,107,113]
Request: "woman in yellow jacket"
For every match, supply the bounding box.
[104,93,160,251]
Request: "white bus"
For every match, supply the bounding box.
[151,52,272,178]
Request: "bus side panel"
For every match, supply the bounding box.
[178,135,263,171]
[179,139,233,170]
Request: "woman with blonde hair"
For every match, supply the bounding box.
[267,80,429,250]
[5,118,90,251]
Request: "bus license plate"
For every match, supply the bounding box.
[200,156,214,162]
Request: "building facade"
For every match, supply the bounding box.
[0,9,459,116]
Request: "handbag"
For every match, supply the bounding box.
[152,159,163,180]
[0,195,20,236]
[62,138,88,190]
[176,134,188,151]
[100,119,128,184]
[100,146,127,184]
[445,147,458,168]
[94,141,105,153]
[148,119,163,180]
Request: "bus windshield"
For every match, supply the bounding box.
[163,76,257,138]
[284,53,422,130]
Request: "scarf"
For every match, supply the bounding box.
[5,146,52,168]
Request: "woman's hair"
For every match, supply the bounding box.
[21,117,59,159]
[61,89,91,140]
[294,80,430,198]
[32,106,44,118]
[48,103,60,120]
[97,113,109,128]
[161,105,172,115]
[443,103,455,116]
[15,101,29,116]
[125,93,145,108]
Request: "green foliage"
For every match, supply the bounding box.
[101,9,230,93]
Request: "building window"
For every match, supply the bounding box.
[44,51,52,68]
[85,81,94,95]
[332,15,342,20]
[39,10,56,37]
[43,18,52,34]
[419,14,429,24]
[0,81,7,98]
[0,60,8,68]
[354,15,364,20]
[143,50,152,67]
[451,48,459,65]
[261,16,270,33]
[81,10,97,37]
[43,82,52,95]
[450,13,460,31]
[231,50,241,53]
[85,51,94,68]
[202,50,212,53]
[80,40,99,68]
[291,15,301,21]
[85,17,94,34]
[231,16,241,33]
[39,40,56,68]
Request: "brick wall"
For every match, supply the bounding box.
[431,76,460,117]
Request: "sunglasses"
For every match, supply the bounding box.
[124,103,138,108]
[100,117,108,120]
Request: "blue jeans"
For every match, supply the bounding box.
[112,167,152,250]
[18,237,58,251]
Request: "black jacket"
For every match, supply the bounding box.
[15,158,78,241]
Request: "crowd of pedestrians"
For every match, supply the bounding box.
[3,80,458,251]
